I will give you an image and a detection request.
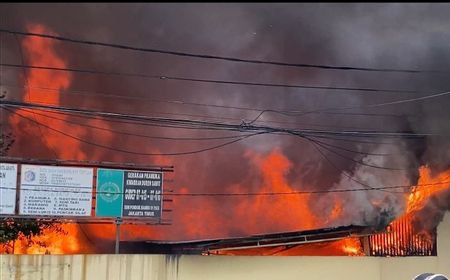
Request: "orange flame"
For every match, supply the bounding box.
[22,24,71,105]
[370,166,450,256]
[4,23,115,254]
[406,166,450,214]
[9,23,114,160]
[341,238,364,256]
[235,150,319,231]
[0,224,92,254]
[194,150,363,256]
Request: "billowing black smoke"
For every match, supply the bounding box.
[1,3,449,243]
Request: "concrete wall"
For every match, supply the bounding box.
[1,212,449,280]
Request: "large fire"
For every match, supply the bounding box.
[213,166,450,256]
[2,23,450,256]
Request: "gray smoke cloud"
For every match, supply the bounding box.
[1,3,449,243]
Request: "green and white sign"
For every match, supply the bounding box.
[96,169,124,217]
[96,168,163,218]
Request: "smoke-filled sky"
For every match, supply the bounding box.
[1,3,449,248]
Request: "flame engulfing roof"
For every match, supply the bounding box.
[120,224,369,255]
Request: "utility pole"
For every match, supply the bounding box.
[115,217,122,254]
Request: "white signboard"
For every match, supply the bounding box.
[0,163,18,214]
[19,165,93,216]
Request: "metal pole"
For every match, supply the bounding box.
[115,217,121,254]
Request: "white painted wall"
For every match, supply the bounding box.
[1,212,449,280]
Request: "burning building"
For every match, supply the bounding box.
[2,212,450,280]
[1,4,450,258]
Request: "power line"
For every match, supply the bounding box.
[2,83,412,121]
[1,156,173,171]
[20,106,407,146]
[13,103,248,132]
[304,134,400,146]
[13,109,415,175]
[22,108,398,158]
[301,136,396,156]
[2,100,248,132]
[36,105,417,144]
[248,89,450,123]
[297,133,406,170]
[5,107,267,156]
[7,89,402,132]
[2,101,435,174]
[365,90,450,107]
[0,28,446,74]
[1,81,267,114]
[18,107,252,141]
[1,181,448,196]
[1,100,439,139]
[2,101,432,172]
[298,135,406,193]
[0,63,420,94]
